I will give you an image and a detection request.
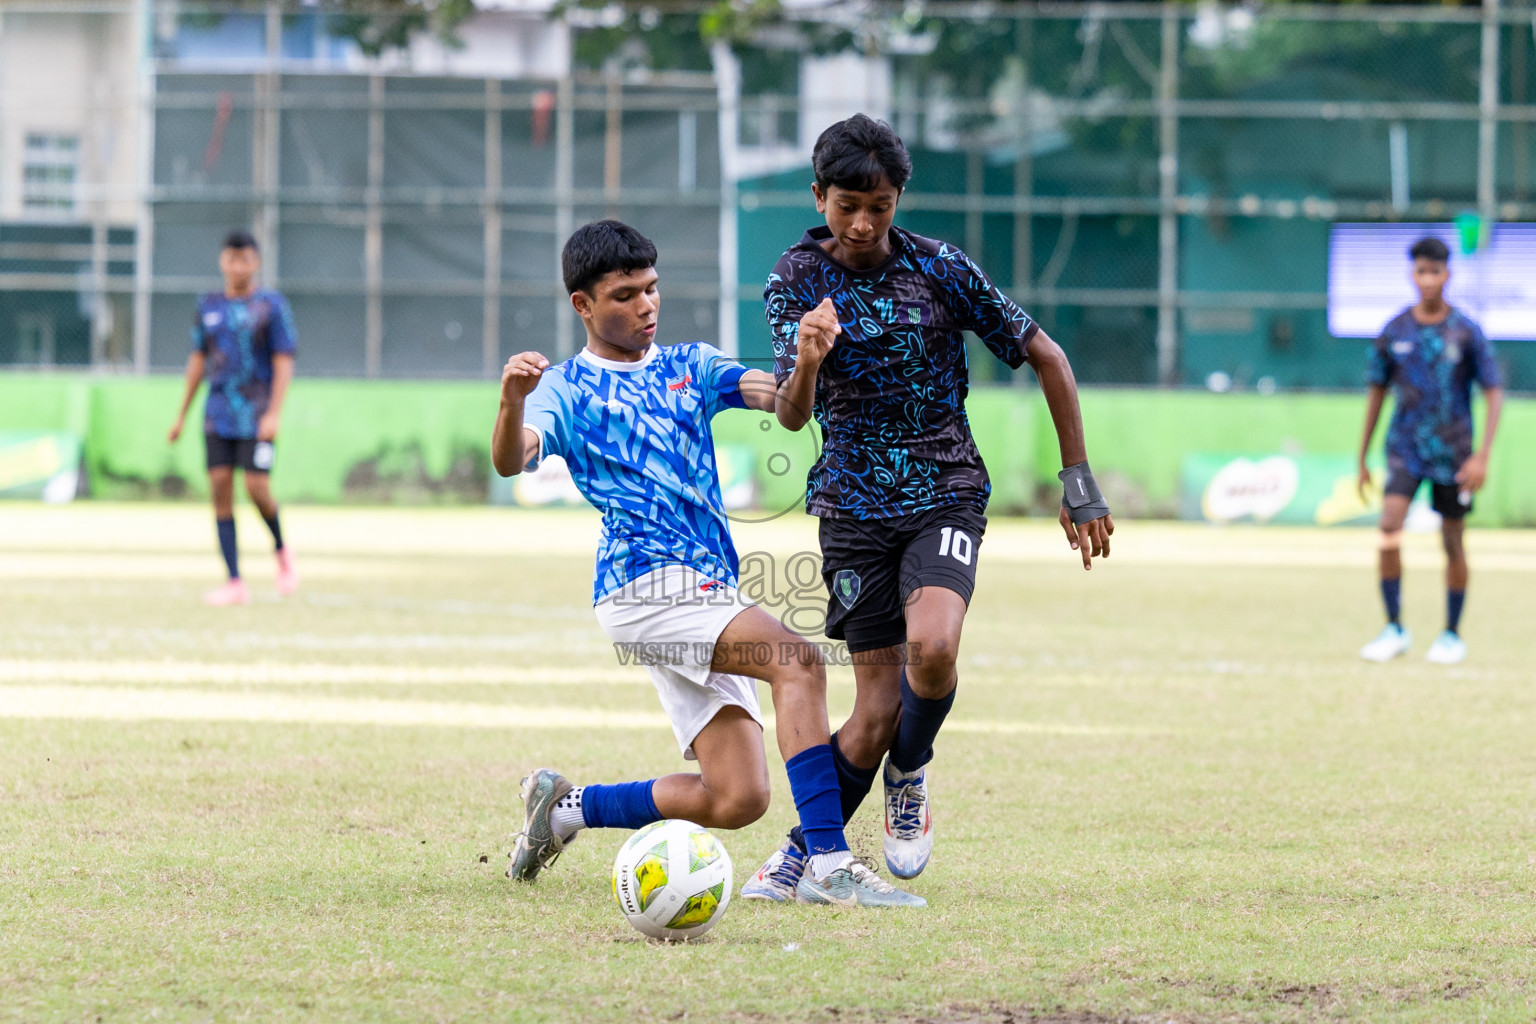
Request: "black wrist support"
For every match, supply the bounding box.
[1059,461,1111,526]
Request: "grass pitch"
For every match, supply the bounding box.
[3,502,1536,1023]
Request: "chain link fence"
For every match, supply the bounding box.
[2,1,1535,389]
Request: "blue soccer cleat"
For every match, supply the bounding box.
[740,836,807,903]
[882,761,934,880]
[507,768,576,883]
[796,857,927,908]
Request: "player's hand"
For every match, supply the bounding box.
[1059,506,1113,571]
[1455,452,1488,492]
[501,351,548,402]
[168,416,184,443]
[257,412,280,442]
[796,298,841,368]
[1356,460,1373,503]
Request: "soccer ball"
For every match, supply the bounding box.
[611,819,733,941]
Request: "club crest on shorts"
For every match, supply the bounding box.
[833,569,861,608]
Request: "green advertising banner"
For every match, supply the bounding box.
[0,431,84,502]
[1180,453,1390,526]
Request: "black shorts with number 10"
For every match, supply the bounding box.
[818,504,987,653]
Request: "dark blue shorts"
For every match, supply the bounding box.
[1385,467,1471,520]
[205,434,274,473]
[818,504,986,653]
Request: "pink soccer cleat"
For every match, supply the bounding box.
[275,547,299,596]
[204,578,250,606]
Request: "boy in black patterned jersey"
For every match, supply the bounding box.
[740,115,1113,901]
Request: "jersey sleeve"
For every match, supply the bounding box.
[765,260,817,388]
[190,302,209,355]
[935,245,1036,369]
[268,292,298,356]
[1468,321,1503,389]
[520,372,572,471]
[692,343,750,417]
[1365,332,1394,387]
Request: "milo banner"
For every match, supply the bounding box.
[0,432,83,503]
[1180,453,1388,526]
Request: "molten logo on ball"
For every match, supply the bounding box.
[612,819,734,941]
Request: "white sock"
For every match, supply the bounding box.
[549,786,586,839]
[885,760,925,783]
[808,851,850,880]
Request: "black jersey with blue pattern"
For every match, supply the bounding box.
[1367,307,1502,485]
[192,289,297,440]
[766,226,1038,520]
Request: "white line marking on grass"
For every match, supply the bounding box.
[0,661,644,687]
[0,684,1156,737]
[0,686,673,730]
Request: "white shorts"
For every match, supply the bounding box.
[594,564,763,760]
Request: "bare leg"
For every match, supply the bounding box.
[1442,518,1467,592]
[244,470,278,521]
[649,707,771,830]
[902,587,967,701]
[1378,493,1410,585]
[209,466,235,519]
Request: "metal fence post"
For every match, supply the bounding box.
[483,77,502,379]
[364,73,384,378]
[1156,5,1180,387]
[256,1,280,284]
[131,0,157,374]
[713,43,740,360]
[554,75,574,361]
[1478,0,1501,229]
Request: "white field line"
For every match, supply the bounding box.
[0,660,643,687]
[0,685,671,730]
[0,684,1153,736]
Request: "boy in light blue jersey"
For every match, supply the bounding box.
[494,221,922,908]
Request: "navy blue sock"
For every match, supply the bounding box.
[1380,577,1402,626]
[888,670,956,774]
[578,780,660,831]
[831,732,879,824]
[1447,589,1466,635]
[262,511,284,551]
[784,745,848,859]
[216,518,239,579]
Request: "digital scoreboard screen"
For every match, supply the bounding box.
[1327,222,1536,340]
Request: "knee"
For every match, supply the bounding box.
[1378,528,1403,552]
[771,640,825,694]
[906,634,958,692]
[1442,529,1465,559]
[710,782,770,830]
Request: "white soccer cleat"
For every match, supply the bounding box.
[1359,624,1411,663]
[1425,630,1467,665]
[882,760,934,880]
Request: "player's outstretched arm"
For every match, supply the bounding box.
[1457,386,1503,492]
[1356,384,1388,502]
[1024,330,1114,570]
[736,370,778,413]
[168,352,206,443]
[492,351,548,477]
[775,297,839,431]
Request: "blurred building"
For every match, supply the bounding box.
[1,1,1533,390]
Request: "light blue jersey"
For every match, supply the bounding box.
[522,342,750,603]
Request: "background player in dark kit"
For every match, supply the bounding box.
[740,115,1113,901]
[168,230,299,606]
[1356,235,1503,666]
